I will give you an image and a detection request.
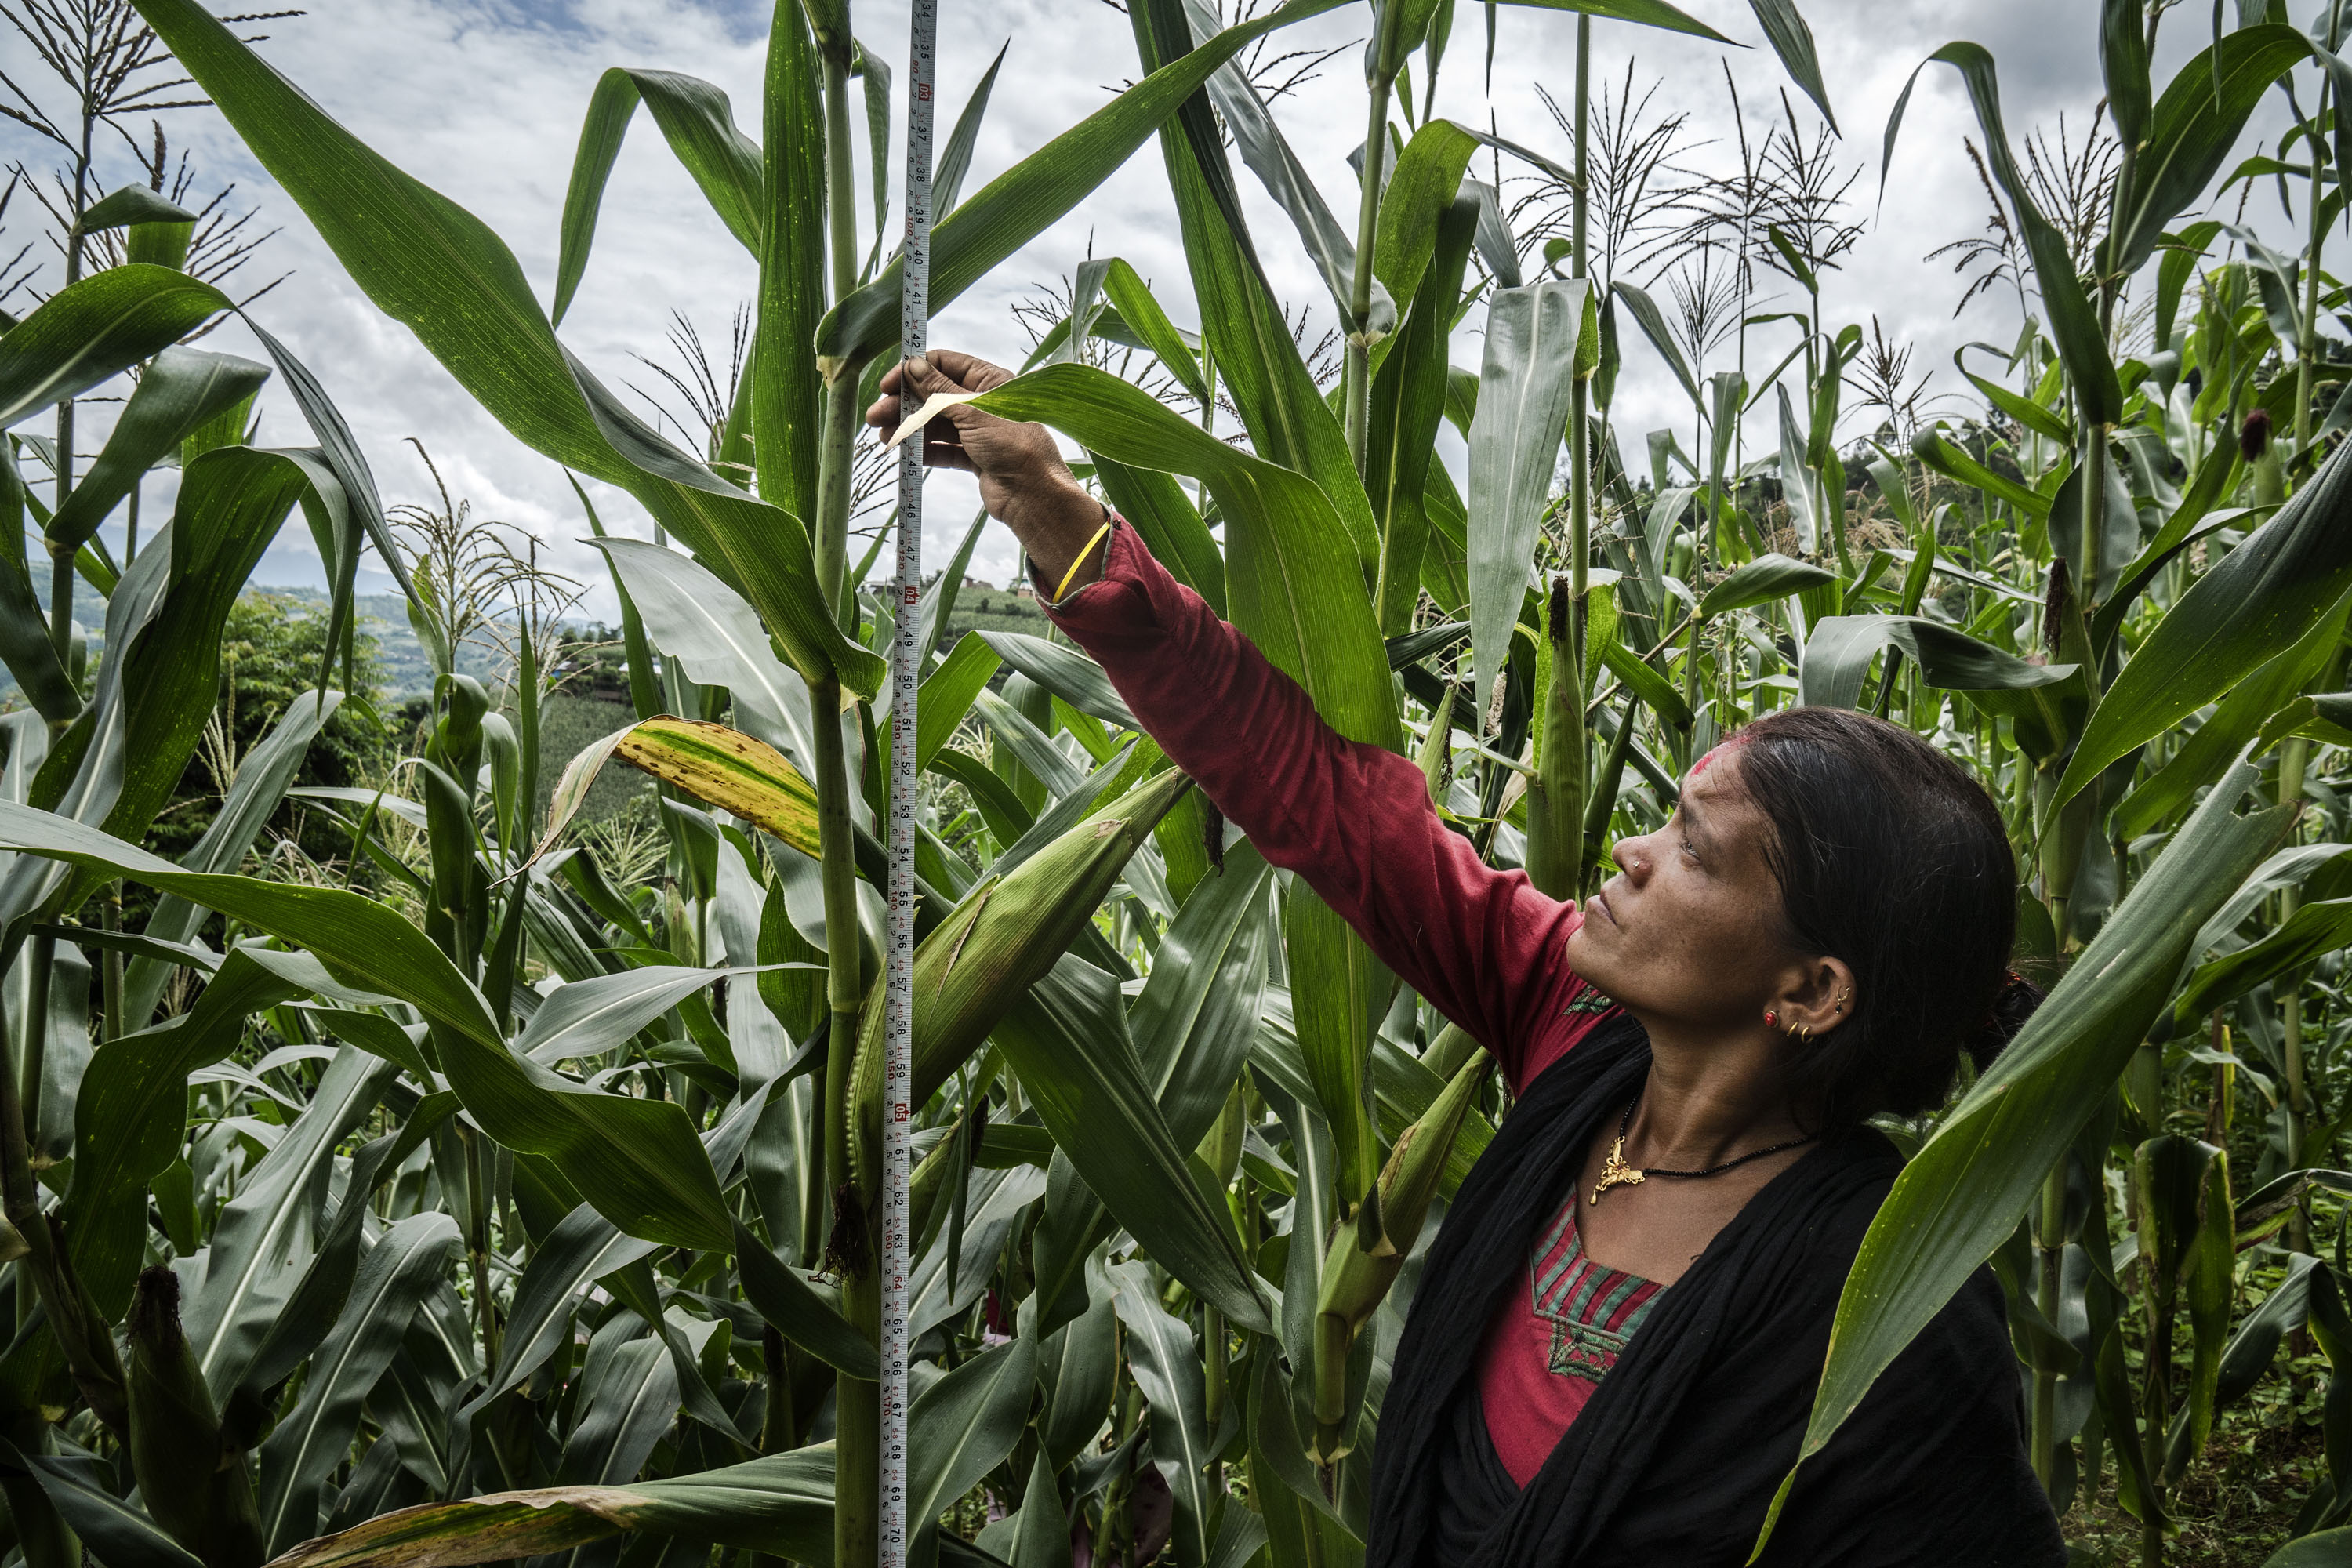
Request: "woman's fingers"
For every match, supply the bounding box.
[924,347,1010,390]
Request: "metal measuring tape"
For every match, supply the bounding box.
[880,0,938,1559]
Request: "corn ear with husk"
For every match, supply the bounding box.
[1312,1051,1490,1460]
[848,765,1196,1198]
[128,1266,264,1568]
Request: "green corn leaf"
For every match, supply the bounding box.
[2263,1528,2352,1567]
[817,0,1349,372]
[1369,191,1478,636]
[905,1337,1039,1568]
[517,962,769,1064]
[1759,761,2292,1555]
[64,949,322,1321]
[1178,0,1395,342]
[255,1214,460,1555]
[1599,638,1693,729]
[1101,258,1210,405]
[731,1220,879,1378]
[0,441,76,726]
[1697,552,1837,619]
[1953,353,2071,445]
[1796,615,2080,710]
[753,0,827,532]
[1372,120,1480,307]
[934,44,1007,217]
[2107,26,2315,279]
[907,633,1002,772]
[232,1100,459,1412]
[977,631,1135,729]
[1467,280,1588,720]
[13,1449,201,1568]
[130,0,879,698]
[1490,0,1728,42]
[2055,436,2352,807]
[45,346,268,550]
[74,184,198,234]
[1113,1259,1214,1567]
[2114,592,2349,840]
[468,1204,658,1417]
[1132,0,1382,577]
[849,766,1196,1192]
[996,957,1274,1335]
[0,263,232,429]
[0,799,737,1253]
[2173,897,2352,1025]
[183,1046,402,1395]
[1744,0,1835,130]
[1886,46,2121,426]
[1910,426,2049,517]
[554,69,764,324]
[592,537,818,764]
[556,1332,677,1487]
[120,685,336,1029]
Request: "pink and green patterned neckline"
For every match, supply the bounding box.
[1528,1194,1668,1387]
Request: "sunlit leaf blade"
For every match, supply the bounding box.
[608,717,823,859]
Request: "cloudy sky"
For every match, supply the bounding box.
[3,0,2317,620]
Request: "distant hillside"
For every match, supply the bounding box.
[5,574,1056,715]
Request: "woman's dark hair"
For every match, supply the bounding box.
[1733,706,2042,1127]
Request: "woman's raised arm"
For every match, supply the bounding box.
[872,354,1600,1088]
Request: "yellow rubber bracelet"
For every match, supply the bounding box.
[1053,517,1115,603]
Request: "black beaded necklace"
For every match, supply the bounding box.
[1587,1088,1819,1206]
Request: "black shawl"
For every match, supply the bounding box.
[1369,1015,2064,1567]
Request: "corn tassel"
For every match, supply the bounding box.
[1312,1052,1490,1460]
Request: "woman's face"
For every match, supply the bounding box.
[1564,746,1815,1033]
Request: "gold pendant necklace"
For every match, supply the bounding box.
[1588,1133,1647,1205]
[1588,1088,1822,1207]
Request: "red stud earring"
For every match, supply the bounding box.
[1762,1009,1779,1028]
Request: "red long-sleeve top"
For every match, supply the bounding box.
[1040,521,1636,1484]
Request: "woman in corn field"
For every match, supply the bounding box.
[877,354,2067,1566]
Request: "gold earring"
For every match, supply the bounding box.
[1834,986,1850,1014]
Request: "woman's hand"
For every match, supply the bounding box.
[866,350,1109,592]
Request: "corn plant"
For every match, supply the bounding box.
[6,0,2352,1564]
